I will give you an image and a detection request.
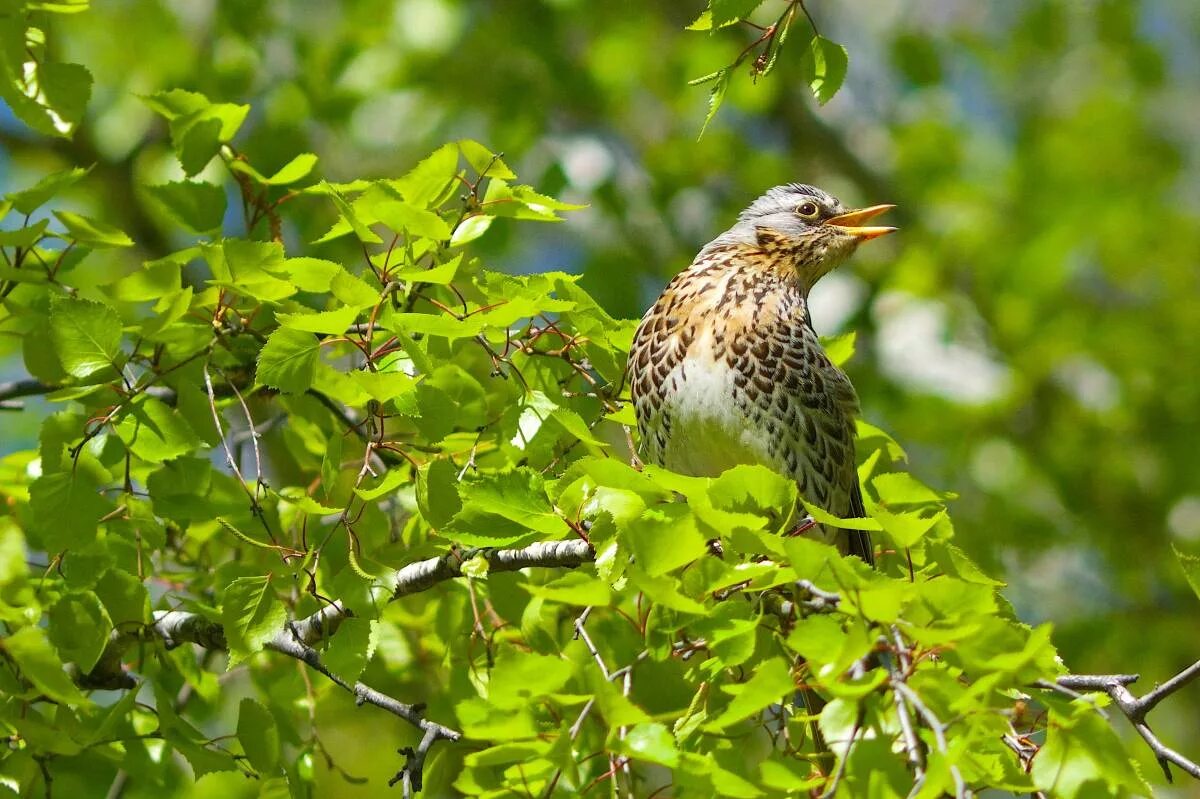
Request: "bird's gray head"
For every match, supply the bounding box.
[712,183,896,290]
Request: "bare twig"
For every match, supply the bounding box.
[886,630,926,783]
[574,607,610,679]
[893,681,966,798]
[1051,660,1200,782]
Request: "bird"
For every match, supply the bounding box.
[627,183,895,564]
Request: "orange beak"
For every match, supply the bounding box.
[825,204,897,241]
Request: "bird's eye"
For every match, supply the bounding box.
[796,201,820,219]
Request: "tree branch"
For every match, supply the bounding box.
[391,539,594,598]
[0,378,53,410]
[1052,659,1200,782]
[78,539,595,789]
[68,524,1200,795]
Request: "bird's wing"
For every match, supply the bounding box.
[845,479,875,567]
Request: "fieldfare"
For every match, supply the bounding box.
[628,184,895,564]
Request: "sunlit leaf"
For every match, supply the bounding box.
[800,35,849,105]
[48,295,123,378]
[221,576,287,665]
[256,327,321,394]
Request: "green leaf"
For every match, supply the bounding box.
[237,698,281,774]
[1032,699,1151,798]
[393,142,459,207]
[0,218,49,248]
[264,152,318,185]
[449,214,494,247]
[524,571,612,606]
[707,464,798,520]
[627,504,707,576]
[444,468,570,545]
[27,1,91,13]
[28,469,112,550]
[7,166,90,214]
[626,567,708,614]
[618,722,679,768]
[587,668,652,728]
[354,469,408,502]
[511,390,607,451]
[487,650,572,709]
[857,419,908,461]
[759,760,824,792]
[3,61,93,138]
[480,179,585,222]
[147,94,249,176]
[786,614,849,669]
[47,591,112,672]
[456,696,539,740]
[385,310,486,340]
[48,295,123,378]
[690,602,758,670]
[220,576,287,665]
[206,239,295,300]
[704,657,794,730]
[0,518,27,589]
[417,459,461,529]
[113,259,183,302]
[330,269,379,309]
[5,626,89,705]
[801,35,849,105]
[872,471,954,506]
[323,617,377,683]
[140,88,209,120]
[391,253,463,284]
[710,0,766,26]
[872,506,944,548]
[53,210,133,247]
[464,741,552,768]
[144,180,226,233]
[685,11,716,31]
[798,499,882,531]
[458,140,516,180]
[277,487,341,515]
[273,257,343,293]
[1173,542,1200,603]
[256,327,321,394]
[373,199,451,240]
[349,369,419,409]
[318,182,382,244]
[277,305,360,334]
[115,396,199,462]
[94,568,150,627]
[820,331,856,367]
[697,68,730,140]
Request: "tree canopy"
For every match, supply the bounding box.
[2,1,1199,798]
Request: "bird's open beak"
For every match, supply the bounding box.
[825,204,897,241]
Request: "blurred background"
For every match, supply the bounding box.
[2,0,1199,795]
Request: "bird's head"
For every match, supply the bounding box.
[720,183,896,290]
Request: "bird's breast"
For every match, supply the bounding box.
[653,349,781,478]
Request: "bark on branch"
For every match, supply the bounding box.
[1052,660,1200,782]
[79,539,596,790]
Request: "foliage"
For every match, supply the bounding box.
[688,0,849,136]
[2,1,1200,798]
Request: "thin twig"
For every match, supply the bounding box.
[893,681,966,798]
[1052,660,1200,782]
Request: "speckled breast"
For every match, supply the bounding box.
[628,258,861,519]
